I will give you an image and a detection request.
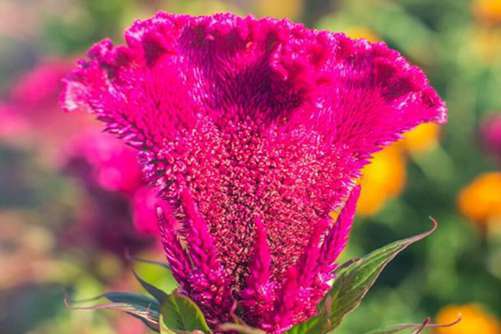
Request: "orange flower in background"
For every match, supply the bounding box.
[458,172,501,225]
[435,304,500,334]
[471,26,501,63]
[353,123,441,216]
[357,145,406,216]
[400,123,441,153]
[344,26,379,42]
[473,0,501,24]
[355,121,441,216]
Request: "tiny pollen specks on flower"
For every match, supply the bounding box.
[61,12,447,333]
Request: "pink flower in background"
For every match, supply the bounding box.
[132,186,162,235]
[11,60,70,108]
[1,58,160,260]
[62,131,143,194]
[61,131,159,257]
[62,12,446,333]
[4,59,95,149]
[0,103,30,144]
[481,114,501,161]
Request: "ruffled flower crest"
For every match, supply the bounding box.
[62,12,446,333]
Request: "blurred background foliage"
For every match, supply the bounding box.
[0,0,500,333]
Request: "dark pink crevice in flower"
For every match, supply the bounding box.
[62,12,446,332]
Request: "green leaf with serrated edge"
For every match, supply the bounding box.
[160,291,211,334]
[305,220,437,334]
[322,220,437,331]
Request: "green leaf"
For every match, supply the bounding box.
[321,220,437,330]
[132,256,179,295]
[309,220,437,334]
[133,270,169,303]
[66,291,161,332]
[160,291,211,334]
[286,316,324,334]
[104,292,161,332]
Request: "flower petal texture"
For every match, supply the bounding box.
[62,12,446,333]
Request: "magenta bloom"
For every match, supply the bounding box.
[62,131,144,195]
[0,103,30,143]
[11,59,70,109]
[61,131,160,257]
[2,59,96,149]
[62,13,446,332]
[481,114,501,161]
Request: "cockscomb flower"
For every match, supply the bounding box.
[61,131,160,257]
[11,59,70,109]
[3,59,96,154]
[0,103,30,144]
[62,131,144,195]
[62,12,446,332]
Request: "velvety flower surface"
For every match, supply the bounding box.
[62,12,446,332]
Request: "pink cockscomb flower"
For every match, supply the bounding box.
[480,114,501,161]
[62,12,446,333]
[61,131,160,257]
[0,103,30,144]
[62,131,144,195]
[7,59,96,150]
[11,59,70,108]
